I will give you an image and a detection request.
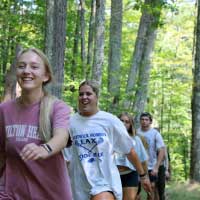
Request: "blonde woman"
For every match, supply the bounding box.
[0,48,72,199]
[115,113,148,200]
[68,80,151,200]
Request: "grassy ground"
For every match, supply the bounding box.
[140,182,200,200]
[166,182,200,200]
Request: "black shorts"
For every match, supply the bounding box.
[120,171,139,187]
[148,170,158,183]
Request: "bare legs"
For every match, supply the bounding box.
[123,187,138,200]
[91,191,115,200]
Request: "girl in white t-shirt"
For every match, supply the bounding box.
[67,80,151,200]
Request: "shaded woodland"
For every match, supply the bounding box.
[0,0,198,182]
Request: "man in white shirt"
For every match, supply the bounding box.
[137,112,165,200]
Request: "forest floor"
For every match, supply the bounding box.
[140,181,200,200]
[166,182,200,200]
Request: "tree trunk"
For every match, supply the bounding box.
[133,23,158,127]
[92,0,105,87]
[45,0,67,98]
[80,0,86,78]
[190,0,200,182]
[71,5,81,80]
[2,45,22,102]
[86,0,96,79]
[123,0,163,127]
[107,0,122,112]
[45,0,55,66]
[125,11,149,101]
[124,0,163,112]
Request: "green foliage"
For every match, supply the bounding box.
[0,0,196,183]
[146,1,194,181]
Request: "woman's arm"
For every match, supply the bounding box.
[20,128,69,161]
[142,160,148,174]
[20,99,70,161]
[126,148,145,175]
[45,128,69,155]
[126,148,152,193]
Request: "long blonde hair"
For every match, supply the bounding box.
[39,94,57,141]
[17,47,57,142]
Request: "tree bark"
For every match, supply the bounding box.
[45,0,67,98]
[86,0,96,79]
[71,5,81,80]
[92,0,105,87]
[80,0,86,78]
[2,45,22,102]
[190,0,200,182]
[133,22,158,127]
[107,0,122,112]
[45,0,55,66]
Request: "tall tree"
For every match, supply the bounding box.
[71,3,81,80]
[92,0,105,86]
[80,0,86,78]
[191,0,200,182]
[125,0,164,126]
[45,0,67,98]
[86,0,96,79]
[107,0,122,111]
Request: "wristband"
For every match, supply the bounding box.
[139,173,146,178]
[40,143,53,154]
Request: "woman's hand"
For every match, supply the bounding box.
[20,143,49,161]
[165,170,171,181]
[151,165,159,177]
[140,176,152,193]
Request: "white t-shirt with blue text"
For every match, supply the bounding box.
[68,111,134,200]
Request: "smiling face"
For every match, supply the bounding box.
[16,50,49,92]
[78,84,99,116]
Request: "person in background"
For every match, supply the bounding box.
[67,80,151,200]
[137,112,165,200]
[115,113,149,200]
[154,127,171,200]
[164,147,171,182]
[156,145,171,200]
[0,48,72,199]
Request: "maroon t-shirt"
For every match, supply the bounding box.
[0,99,72,200]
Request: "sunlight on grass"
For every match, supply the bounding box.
[166,182,200,200]
[139,182,200,200]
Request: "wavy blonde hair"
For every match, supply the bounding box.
[17,48,57,142]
